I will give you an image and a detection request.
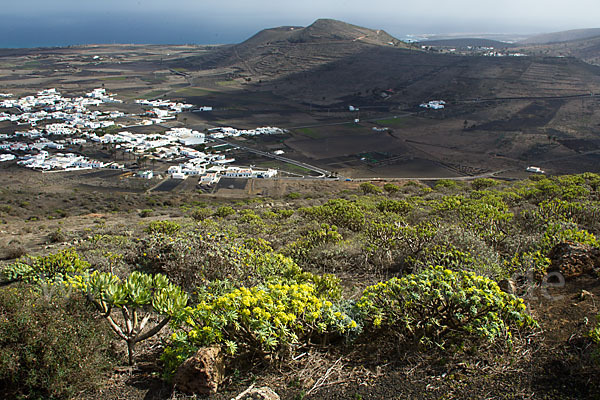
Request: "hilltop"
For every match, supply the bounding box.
[186,18,411,81]
[514,34,600,66]
[520,28,600,45]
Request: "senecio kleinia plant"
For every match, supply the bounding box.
[358,266,536,349]
[70,270,188,365]
[163,281,358,377]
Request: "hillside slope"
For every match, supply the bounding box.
[520,28,600,45]
[173,19,600,105]
[515,35,600,66]
[187,18,411,80]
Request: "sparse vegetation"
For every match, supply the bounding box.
[2,167,600,398]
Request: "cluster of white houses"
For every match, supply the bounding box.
[419,100,446,110]
[16,151,120,171]
[208,126,284,138]
[166,163,277,181]
[0,88,285,180]
[0,88,196,133]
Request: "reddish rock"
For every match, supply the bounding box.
[547,241,600,279]
[173,346,224,395]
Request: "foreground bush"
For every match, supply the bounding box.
[162,281,358,379]
[1,248,89,284]
[70,270,188,365]
[358,266,536,349]
[0,285,114,399]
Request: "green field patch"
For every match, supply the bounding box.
[101,76,128,81]
[216,80,238,87]
[296,127,322,139]
[15,61,43,70]
[140,75,168,84]
[375,117,409,127]
[143,90,168,99]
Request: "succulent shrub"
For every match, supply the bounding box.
[359,182,382,195]
[1,248,89,284]
[358,266,536,350]
[162,281,358,378]
[70,270,188,365]
[383,183,400,194]
[145,220,182,235]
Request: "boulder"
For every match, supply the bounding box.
[498,278,517,295]
[547,241,600,279]
[234,386,280,400]
[173,346,225,395]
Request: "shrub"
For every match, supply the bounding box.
[471,178,499,191]
[145,220,182,235]
[376,199,413,215]
[383,183,400,194]
[238,209,262,224]
[214,205,235,218]
[190,206,212,221]
[358,266,536,350]
[589,314,600,355]
[434,179,461,190]
[301,199,365,231]
[359,182,382,195]
[48,227,66,243]
[69,270,188,365]
[1,248,89,284]
[0,285,114,399]
[163,281,358,378]
[139,208,154,218]
[284,224,343,263]
[276,209,295,219]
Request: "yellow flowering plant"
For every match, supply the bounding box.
[162,281,358,378]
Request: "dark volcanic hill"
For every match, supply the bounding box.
[520,28,600,45]
[174,19,600,106]
[191,18,411,79]
[514,35,600,66]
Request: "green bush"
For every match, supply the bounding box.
[190,206,213,221]
[1,248,89,284]
[276,209,295,219]
[359,182,382,195]
[471,178,498,190]
[301,199,365,231]
[358,266,536,350]
[214,205,235,218]
[163,281,358,378]
[434,179,461,191]
[145,220,182,235]
[69,270,188,365]
[383,183,400,193]
[284,224,343,263]
[589,313,600,356]
[0,285,114,399]
[139,208,154,218]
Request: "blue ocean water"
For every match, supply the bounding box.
[0,15,251,48]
